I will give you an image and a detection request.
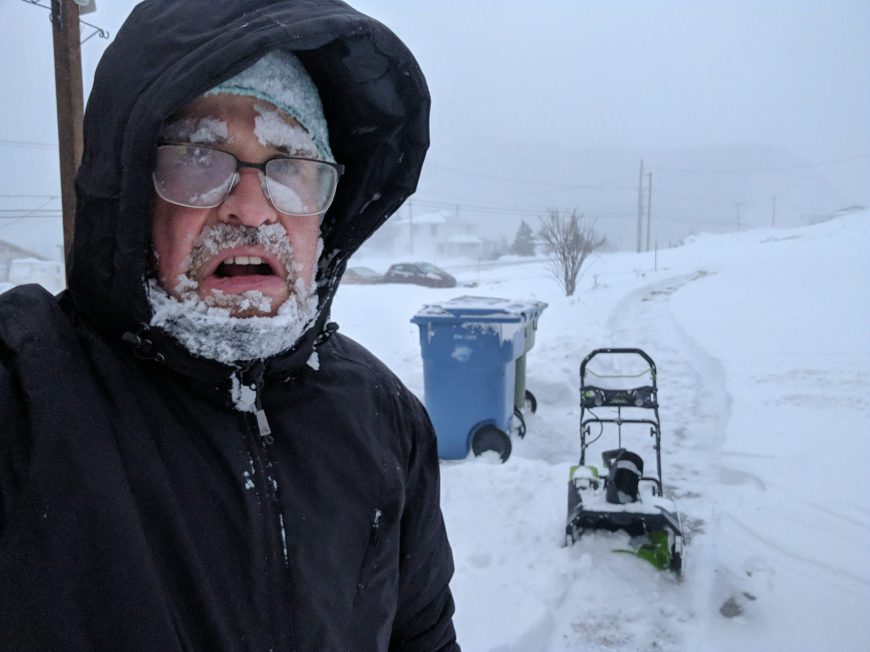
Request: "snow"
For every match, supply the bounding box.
[3,205,867,649]
[147,278,318,365]
[253,104,317,157]
[330,211,870,651]
[185,223,298,281]
[145,223,322,364]
[159,116,230,145]
[230,371,257,413]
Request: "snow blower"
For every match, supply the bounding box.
[565,348,684,573]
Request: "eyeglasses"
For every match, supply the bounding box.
[152,144,344,216]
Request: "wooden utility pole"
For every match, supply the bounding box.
[51,0,84,262]
[636,160,644,253]
[645,172,652,252]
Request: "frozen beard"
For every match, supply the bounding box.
[147,223,320,364]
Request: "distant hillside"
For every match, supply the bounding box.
[414,138,859,251]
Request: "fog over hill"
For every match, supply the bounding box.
[410,139,854,251]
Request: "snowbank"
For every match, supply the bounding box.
[334,211,870,651]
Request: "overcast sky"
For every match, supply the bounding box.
[1,0,868,250]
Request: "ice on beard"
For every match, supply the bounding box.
[206,289,272,314]
[186,223,296,280]
[147,278,319,365]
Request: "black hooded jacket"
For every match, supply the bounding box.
[0,1,458,650]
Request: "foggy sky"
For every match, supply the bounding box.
[1,0,868,251]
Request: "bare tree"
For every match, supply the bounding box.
[538,209,605,296]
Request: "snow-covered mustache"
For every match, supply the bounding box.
[186,223,296,279]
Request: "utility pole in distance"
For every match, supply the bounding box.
[51,0,85,263]
[636,159,644,253]
[645,172,652,252]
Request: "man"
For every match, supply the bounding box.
[0,1,458,650]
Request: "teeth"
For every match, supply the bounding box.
[221,256,263,266]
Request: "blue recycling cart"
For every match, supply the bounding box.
[411,296,547,462]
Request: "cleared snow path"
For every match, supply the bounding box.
[540,271,731,652]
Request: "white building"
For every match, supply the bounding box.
[0,240,46,282]
[362,209,496,260]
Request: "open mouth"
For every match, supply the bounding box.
[193,251,290,300]
[214,255,276,278]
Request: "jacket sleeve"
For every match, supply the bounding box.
[390,399,460,651]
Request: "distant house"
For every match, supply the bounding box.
[4,258,64,294]
[0,240,46,282]
[369,209,497,260]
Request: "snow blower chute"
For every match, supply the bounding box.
[566,348,684,573]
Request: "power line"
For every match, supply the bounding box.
[649,154,870,175]
[652,189,744,207]
[425,162,635,191]
[411,196,635,219]
[20,0,110,44]
[0,209,62,214]
[0,139,58,149]
[0,194,60,201]
[0,215,62,221]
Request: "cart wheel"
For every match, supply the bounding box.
[471,425,512,462]
[524,389,538,414]
[513,407,527,438]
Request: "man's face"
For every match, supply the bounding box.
[151,94,322,317]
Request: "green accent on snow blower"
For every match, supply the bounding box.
[568,464,600,481]
[613,531,671,570]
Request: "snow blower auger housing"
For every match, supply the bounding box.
[566,348,684,573]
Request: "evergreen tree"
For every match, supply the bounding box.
[510,220,536,256]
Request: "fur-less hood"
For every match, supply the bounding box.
[68,0,429,377]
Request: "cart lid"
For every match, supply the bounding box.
[411,295,547,324]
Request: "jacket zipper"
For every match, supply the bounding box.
[238,364,291,647]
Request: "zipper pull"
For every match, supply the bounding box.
[253,377,274,445]
[255,408,273,444]
[370,508,383,545]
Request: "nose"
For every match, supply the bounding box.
[217,168,279,226]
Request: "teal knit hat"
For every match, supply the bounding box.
[205,50,334,162]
